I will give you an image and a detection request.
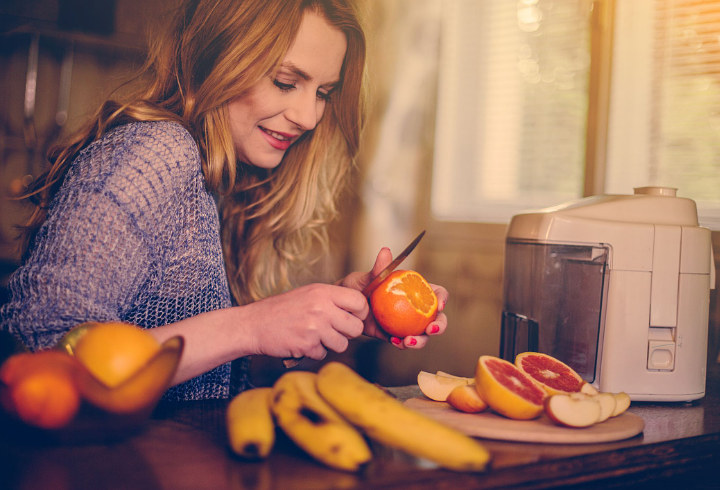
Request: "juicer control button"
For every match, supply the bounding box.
[647,340,675,370]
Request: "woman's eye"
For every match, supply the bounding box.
[273,80,295,92]
[317,90,332,102]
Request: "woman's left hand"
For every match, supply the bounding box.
[339,247,449,349]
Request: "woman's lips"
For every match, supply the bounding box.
[260,127,296,151]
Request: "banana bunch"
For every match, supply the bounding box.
[316,362,491,472]
[271,371,373,471]
[226,372,371,471]
[226,362,491,472]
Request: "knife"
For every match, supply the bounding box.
[360,229,426,297]
[282,230,426,368]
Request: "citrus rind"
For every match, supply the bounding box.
[475,355,546,420]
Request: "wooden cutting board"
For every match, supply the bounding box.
[404,397,644,444]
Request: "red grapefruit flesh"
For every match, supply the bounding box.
[475,355,546,420]
[514,352,586,395]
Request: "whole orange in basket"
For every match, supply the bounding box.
[475,355,546,420]
[0,350,82,429]
[514,352,587,395]
[370,270,438,338]
[74,322,160,388]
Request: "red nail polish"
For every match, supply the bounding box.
[408,338,417,346]
[391,337,402,345]
[430,324,440,334]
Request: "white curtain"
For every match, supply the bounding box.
[353,0,442,269]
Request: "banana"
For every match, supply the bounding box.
[226,387,275,459]
[270,371,372,472]
[316,362,491,472]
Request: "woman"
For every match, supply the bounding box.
[0,0,448,400]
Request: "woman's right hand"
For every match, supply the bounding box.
[147,283,370,385]
[237,283,370,361]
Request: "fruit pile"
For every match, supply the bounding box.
[419,352,631,428]
[226,361,490,472]
[0,322,182,431]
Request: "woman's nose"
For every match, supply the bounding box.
[286,92,322,131]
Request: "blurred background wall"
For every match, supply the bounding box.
[1,0,718,388]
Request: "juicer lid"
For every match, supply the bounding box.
[505,186,713,276]
[507,186,699,241]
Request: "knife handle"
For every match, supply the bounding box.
[283,358,301,368]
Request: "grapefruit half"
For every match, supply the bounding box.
[514,352,586,396]
[475,355,546,420]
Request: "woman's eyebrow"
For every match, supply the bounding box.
[279,62,340,88]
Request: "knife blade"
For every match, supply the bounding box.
[360,229,426,297]
[283,230,426,369]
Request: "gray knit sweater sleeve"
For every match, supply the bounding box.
[0,121,250,400]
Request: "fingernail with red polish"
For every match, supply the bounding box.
[408,338,417,346]
[391,337,402,345]
[430,324,440,334]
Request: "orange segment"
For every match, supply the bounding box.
[475,355,546,420]
[398,272,437,314]
[514,352,586,395]
[370,270,438,337]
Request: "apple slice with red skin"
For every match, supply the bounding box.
[446,384,488,413]
[544,394,601,428]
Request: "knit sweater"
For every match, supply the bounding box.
[0,121,250,400]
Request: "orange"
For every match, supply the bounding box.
[370,270,438,338]
[74,322,160,388]
[0,350,82,429]
[475,355,546,420]
[514,352,586,396]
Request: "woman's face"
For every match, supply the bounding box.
[228,11,347,169]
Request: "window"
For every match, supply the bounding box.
[432,0,720,229]
[606,0,720,229]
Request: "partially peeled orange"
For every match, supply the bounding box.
[370,270,438,338]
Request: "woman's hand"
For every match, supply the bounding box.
[152,248,448,385]
[148,283,370,384]
[339,247,449,349]
[238,283,370,361]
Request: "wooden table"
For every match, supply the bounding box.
[2,365,719,489]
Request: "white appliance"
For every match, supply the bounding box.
[500,187,715,401]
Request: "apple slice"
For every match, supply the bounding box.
[417,371,471,402]
[580,383,599,395]
[446,384,488,413]
[545,394,601,428]
[436,371,474,383]
[592,392,617,423]
[611,392,631,417]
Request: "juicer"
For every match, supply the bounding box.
[500,187,715,401]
